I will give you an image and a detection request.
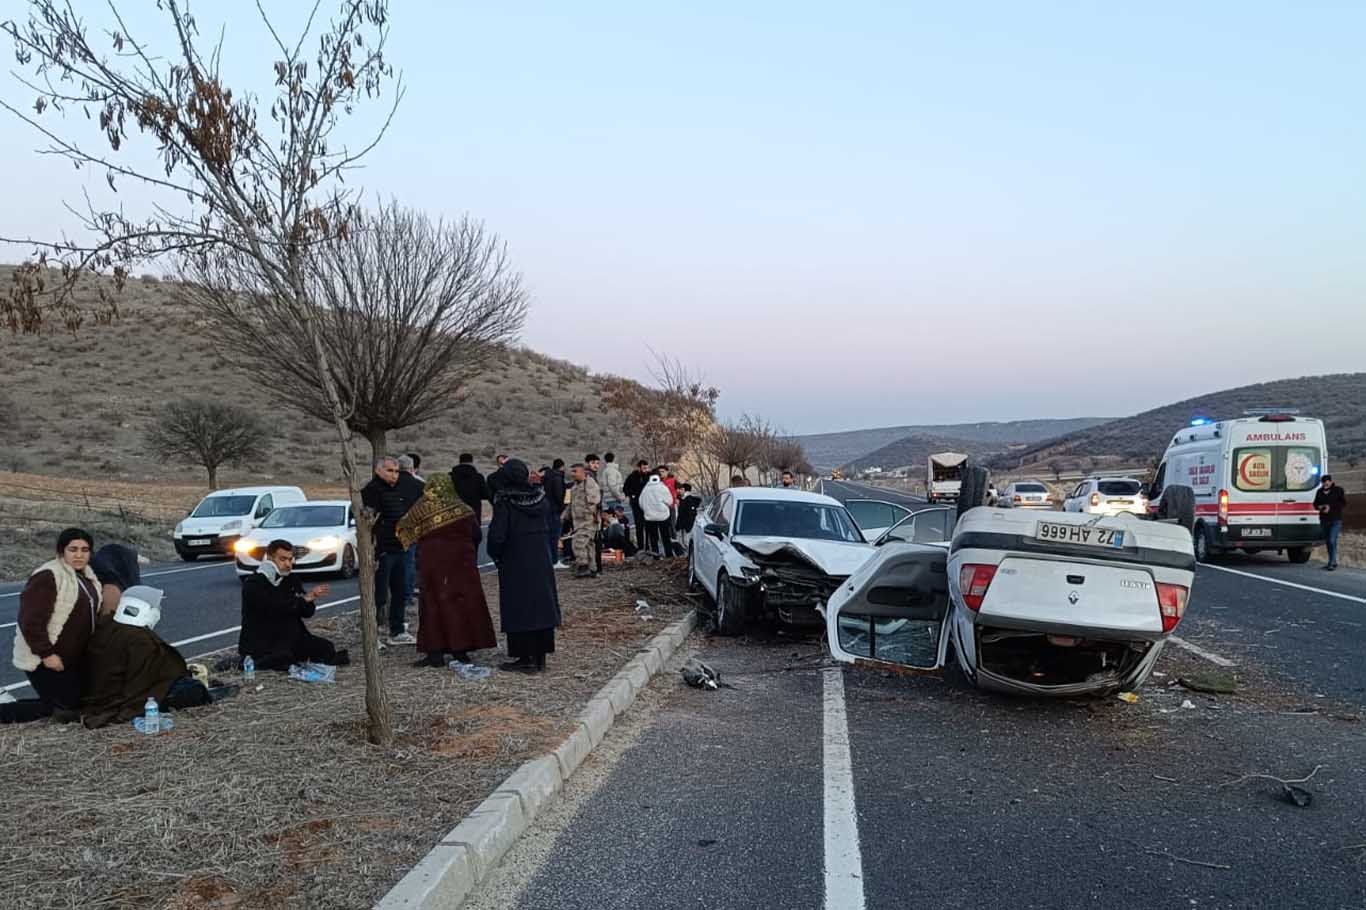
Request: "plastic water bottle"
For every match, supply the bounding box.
[242,656,255,682]
[142,697,160,735]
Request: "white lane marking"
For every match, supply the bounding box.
[1168,635,1236,668]
[165,595,362,649]
[0,622,12,630]
[822,667,866,910]
[1201,564,1366,605]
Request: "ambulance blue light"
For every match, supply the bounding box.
[1189,417,1212,426]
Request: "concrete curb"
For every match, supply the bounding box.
[375,610,696,910]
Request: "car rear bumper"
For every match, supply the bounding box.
[1215,523,1322,549]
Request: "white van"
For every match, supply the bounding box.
[1148,414,1326,563]
[173,486,306,561]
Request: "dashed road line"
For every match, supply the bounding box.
[1201,563,1366,605]
[1169,635,1236,668]
[822,667,866,910]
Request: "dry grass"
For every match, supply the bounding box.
[1337,530,1366,569]
[0,561,694,910]
[0,265,642,488]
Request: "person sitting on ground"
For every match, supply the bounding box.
[601,506,637,557]
[90,542,142,617]
[1,528,101,725]
[81,586,218,729]
[238,540,347,671]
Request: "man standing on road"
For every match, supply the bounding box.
[362,456,420,644]
[397,455,426,608]
[450,453,492,518]
[600,452,626,514]
[1314,474,1347,571]
[487,454,510,498]
[623,459,651,553]
[568,462,601,577]
[542,459,568,566]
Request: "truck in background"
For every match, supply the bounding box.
[927,452,969,503]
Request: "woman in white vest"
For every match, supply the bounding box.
[0,528,101,724]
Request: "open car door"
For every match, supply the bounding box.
[842,499,914,542]
[825,543,950,671]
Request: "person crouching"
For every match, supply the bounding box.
[81,586,216,728]
[239,540,348,671]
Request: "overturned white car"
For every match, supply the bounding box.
[689,488,873,634]
[826,478,1197,696]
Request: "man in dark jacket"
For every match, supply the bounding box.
[362,456,421,644]
[541,459,568,565]
[622,459,651,552]
[450,453,492,517]
[239,539,346,670]
[1314,474,1348,571]
[487,453,510,498]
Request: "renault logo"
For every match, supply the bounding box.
[1068,591,1080,605]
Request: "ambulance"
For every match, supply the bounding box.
[1147,412,1327,563]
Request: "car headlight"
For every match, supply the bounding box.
[174,522,184,536]
[221,520,242,532]
[307,535,341,551]
[234,539,260,554]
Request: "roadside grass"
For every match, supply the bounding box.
[0,560,694,910]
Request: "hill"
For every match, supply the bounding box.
[0,266,643,487]
[841,433,1001,474]
[990,373,1366,474]
[797,417,1111,470]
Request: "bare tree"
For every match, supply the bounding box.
[2,0,402,743]
[147,399,269,490]
[179,202,528,457]
[709,417,766,477]
[603,352,718,466]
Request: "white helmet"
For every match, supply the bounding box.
[114,585,164,629]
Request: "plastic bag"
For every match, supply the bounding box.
[287,662,337,684]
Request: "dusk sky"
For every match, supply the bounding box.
[3,2,1363,434]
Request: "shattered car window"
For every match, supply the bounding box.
[736,501,863,543]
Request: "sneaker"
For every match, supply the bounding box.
[553,561,571,570]
[387,632,417,645]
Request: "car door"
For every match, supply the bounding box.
[693,493,731,596]
[873,507,955,547]
[843,499,913,541]
[825,542,950,670]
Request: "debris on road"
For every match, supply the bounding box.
[287,662,337,684]
[449,661,493,681]
[1219,764,1323,809]
[1116,692,1139,704]
[1142,847,1232,871]
[682,658,722,691]
[1181,699,1196,710]
[1179,670,1238,694]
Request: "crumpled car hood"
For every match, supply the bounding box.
[732,537,874,576]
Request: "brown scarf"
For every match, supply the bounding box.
[396,473,473,548]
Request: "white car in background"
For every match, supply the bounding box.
[825,483,1197,697]
[998,480,1054,510]
[232,500,358,578]
[1064,477,1148,518]
[689,488,874,635]
[173,486,305,560]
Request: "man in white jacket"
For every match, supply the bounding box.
[639,474,678,557]
[600,452,627,513]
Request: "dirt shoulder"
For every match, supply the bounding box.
[0,560,693,910]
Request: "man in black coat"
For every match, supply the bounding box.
[622,459,652,552]
[450,453,492,516]
[1314,474,1348,571]
[239,540,346,670]
[487,460,562,673]
[541,458,568,564]
[362,456,422,644]
[487,453,510,498]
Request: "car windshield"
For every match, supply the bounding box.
[260,505,346,528]
[191,495,255,518]
[1098,481,1142,496]
[1015,483,1048,493]
[736,501,864,543]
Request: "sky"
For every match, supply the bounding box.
[2,2,1364,434]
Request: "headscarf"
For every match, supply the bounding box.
[494,458,546,509]
[91,544,141,590]
[396,472,474,547]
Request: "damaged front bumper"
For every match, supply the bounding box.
[731,546,848,628]
[963,622,1165,696]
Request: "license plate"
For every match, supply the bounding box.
[1108,499,1133,506]
[1036,522,1125,549]
[188,538,212,547]
[1240,527,1272,538]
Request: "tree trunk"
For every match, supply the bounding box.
[366,428,388,459]
[206,464,218,490]
[294,289,392,745]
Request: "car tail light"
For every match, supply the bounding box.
[1089,492,1101,507]
[1217,489,1229,526]
[1155,582,1189,632]
[958,563,997,611]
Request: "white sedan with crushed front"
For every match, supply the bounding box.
[689,488,874,634]
[825,504,1196,696]
[233,501,359,579]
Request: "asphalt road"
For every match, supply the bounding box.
[471,483,1366,910]
[1,527,493,693]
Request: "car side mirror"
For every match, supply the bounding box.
[703,522,726,540]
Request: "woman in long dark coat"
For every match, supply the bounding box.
[486,459,562,673]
